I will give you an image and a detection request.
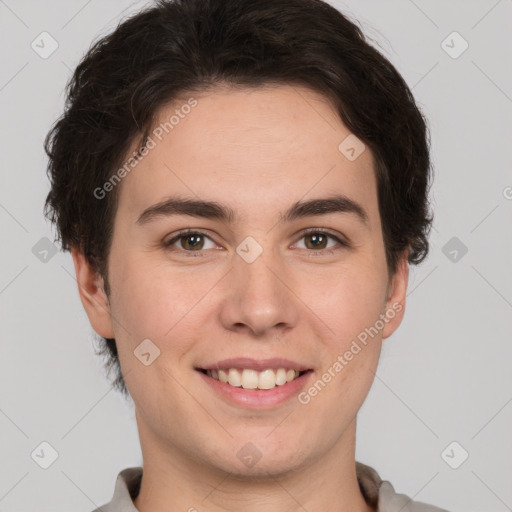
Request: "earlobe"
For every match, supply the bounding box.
[70,247,115,339]
[382,251,409,340]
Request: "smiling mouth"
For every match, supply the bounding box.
[197,368,311,390]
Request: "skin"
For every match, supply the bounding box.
[72,84,408,512]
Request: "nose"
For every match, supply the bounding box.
[218,244,300,337]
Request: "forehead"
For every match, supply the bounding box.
[116,84,378,224]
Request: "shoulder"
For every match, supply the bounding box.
[356,461,451,512]
[90,467,142,512]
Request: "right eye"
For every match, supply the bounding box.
[163,230,219,253]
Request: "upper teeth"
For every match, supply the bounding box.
[206,368,302,390]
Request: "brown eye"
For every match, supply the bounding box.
[164,231,217,252]
[295,229,348,253]
[304,232,329,250]
[180,233,204,250]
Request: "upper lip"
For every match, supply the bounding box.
[197,358,312,372]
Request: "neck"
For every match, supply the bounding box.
[133,418,374,512]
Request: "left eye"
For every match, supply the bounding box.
[294,231,344,251]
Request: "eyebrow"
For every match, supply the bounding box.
[135,194,369,226]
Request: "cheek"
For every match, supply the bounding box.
[299,271,385,426]
[315,262,389,339]
[110,255,208,338]
[304,261,387,399]
[108,260,203,410]
[106,261,202,397]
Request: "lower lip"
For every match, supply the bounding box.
[196,370,313,409]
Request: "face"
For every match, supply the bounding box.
[74,84,408,478]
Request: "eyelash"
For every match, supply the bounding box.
[163,228,349,257]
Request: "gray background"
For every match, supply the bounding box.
[1,1,511,511]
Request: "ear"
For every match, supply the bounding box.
[71,247,115,339]
[382,250,409,340]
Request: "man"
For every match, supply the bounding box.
[44,0,449,510]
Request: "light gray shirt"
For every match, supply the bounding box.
[91,461,451,511]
